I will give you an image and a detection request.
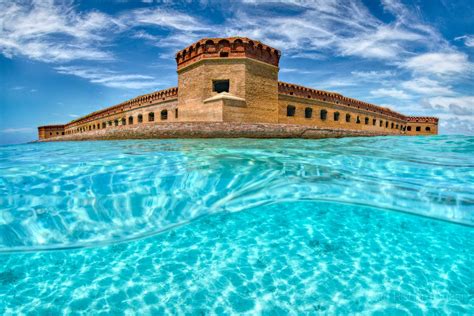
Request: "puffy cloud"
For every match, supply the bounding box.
[422,96,474,117]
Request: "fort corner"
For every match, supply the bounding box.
[38,37,438,140]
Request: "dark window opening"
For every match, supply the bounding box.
[380,120,383,127]
[373,119,376,126]
[365,117,369,125]
[50,132,52,135]
[356,116,361,124]
[425,126,431,131]
[121,118,126,125]
[416,126,421,132]
[102,122,106,128]
[396,124,399,129]
[334,112,340,121]
[407,126,412,131]
[320,109,328,120]
[114,120,119,126]
[305,107,312,118]
[385,121,388,128]
[219,51,229,57]
[148,112,155,122]
[287,105,295,117]
[138,114,143,123]
[161,110,168,120]
[89,126,91,130]
[62,132,64,135]
[175,108,178,119]
[108,121,112,126]
[213,80,230,93]
[346,114,351,122]
[391,122,394,128]
[129,116,133,125]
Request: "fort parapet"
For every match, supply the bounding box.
[38,36,438,140]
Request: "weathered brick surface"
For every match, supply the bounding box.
[39,122,396,142]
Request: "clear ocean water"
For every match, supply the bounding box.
[0,136,473,314]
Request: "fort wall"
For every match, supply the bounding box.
[38,36,438,141]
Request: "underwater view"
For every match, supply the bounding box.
[0,136,473,314]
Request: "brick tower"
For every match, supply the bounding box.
[175,37,281,123]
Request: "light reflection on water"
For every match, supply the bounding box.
[0,135,473,251]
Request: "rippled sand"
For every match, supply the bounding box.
[1,201,473,314]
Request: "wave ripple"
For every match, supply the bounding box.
[0,135,473,251]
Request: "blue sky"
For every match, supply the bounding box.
[1,0,473,144]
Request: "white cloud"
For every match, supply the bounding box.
[1,127,35,133]
[422,96,474,116]
[370,88,411,99]
[401,77,455,95]
[123,8,210,32]
[438,116,474,135]
[0,1,117,63]
[400,52,471,76]
[455,35,474,48]
[351,70,396,81]
[55,66,163,89]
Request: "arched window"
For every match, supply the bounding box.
[373,118,376,125]
[148,112,155,122]
[161,110,168,120]
[89,126,92,130]
[385,121,388,128]
[425,126,431,131]
[396,124,399,129]
[320,109,327,120]
[108,121,112,126]
[391,122,394,129]
[102,122,106,128]
[407,126,412,131]
[175,108,179,119]
[138,114,143,123]
[128,116,133,125]
[380,120,383,127]
[416,126,421,131]
[121,118,126,125]
[305,107,312,118]
[97,123,100,129]
[287,105,295,117]
[356,116,361,124]
[345,114,351,122]
[334,112,340,121]
[365,117,369,125]
[114,119,119,126]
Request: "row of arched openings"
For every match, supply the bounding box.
[72,109,177,134]
[286,105,408,131]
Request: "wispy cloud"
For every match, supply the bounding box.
[0,1,117,62]
[1,127,35,133]
[401,77,455,95]
[370,88,412,100]
[400,52,472,76]
[55,66,164,89]
[455,35,474,48]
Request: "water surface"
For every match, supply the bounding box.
[0,136,473,313]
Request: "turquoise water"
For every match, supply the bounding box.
[0,136,473,314]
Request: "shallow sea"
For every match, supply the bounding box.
[0,136,473,314]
